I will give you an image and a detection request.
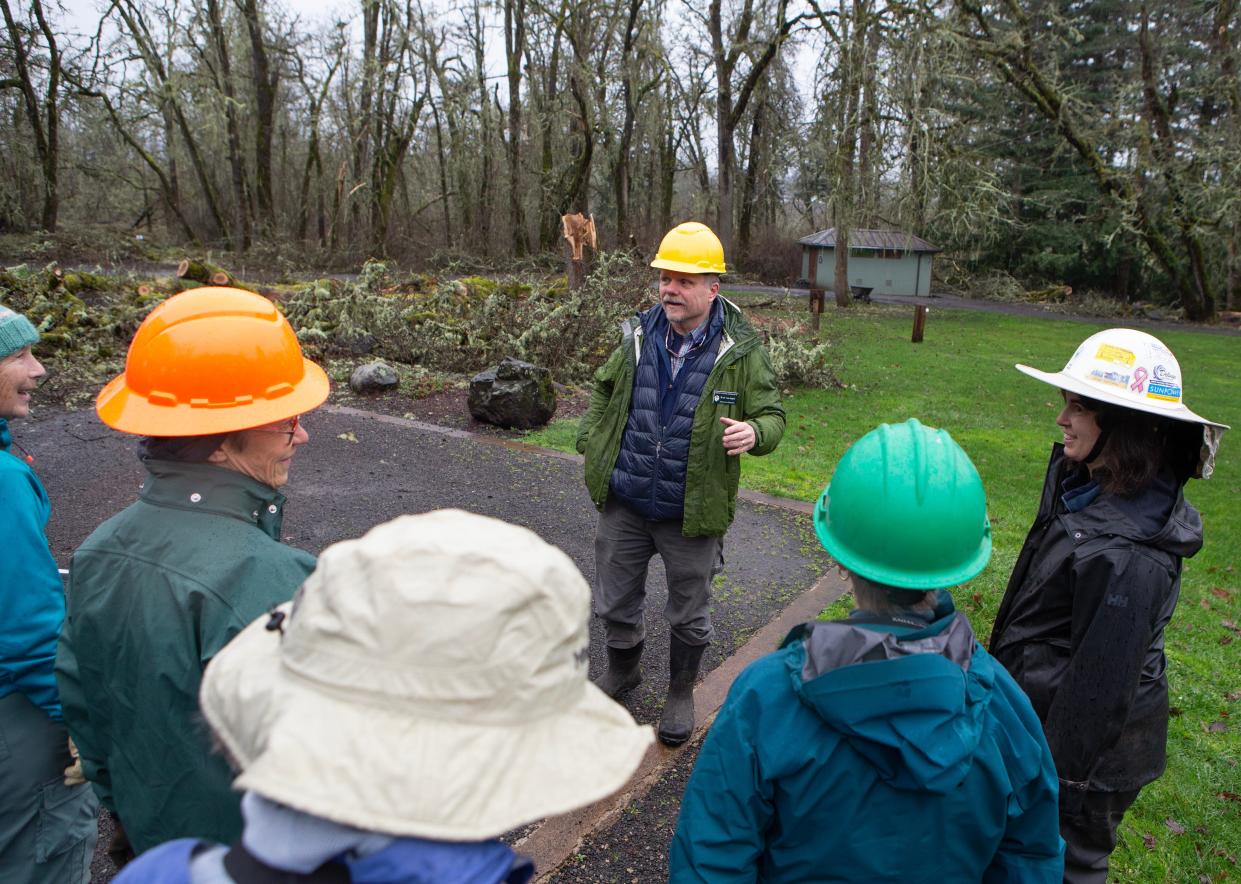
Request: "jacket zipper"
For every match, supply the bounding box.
[651,431,664,511]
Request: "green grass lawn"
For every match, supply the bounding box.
[526,303,1241,880]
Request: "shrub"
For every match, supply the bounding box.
[281,250,652,384]
[764,328,841,389]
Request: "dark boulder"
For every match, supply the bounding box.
[468,357,557,429]
[349,361,399,395]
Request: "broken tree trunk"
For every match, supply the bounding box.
[562,212,598,291]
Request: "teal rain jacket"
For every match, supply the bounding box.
[55,459,316,854]
[670,599,1064,883]
[0,418,66,719]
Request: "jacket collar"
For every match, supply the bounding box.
[624,296,754,364]
[139,459,289,540]
[1044,444,1203,557]
[787,598,976,681]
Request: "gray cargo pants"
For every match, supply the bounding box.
[0,692,98,884]
[594,498,723,649]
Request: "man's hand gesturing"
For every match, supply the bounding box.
[720,417,756,455]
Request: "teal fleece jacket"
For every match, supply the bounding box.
[0,418,66,720]
[670,599,1064,882]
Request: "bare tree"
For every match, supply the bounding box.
[1,0,61,229]
[706,0,801,261]
[237,0,278,224]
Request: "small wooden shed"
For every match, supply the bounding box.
[799,228,941,297]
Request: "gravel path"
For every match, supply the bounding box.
[18,402,831,882]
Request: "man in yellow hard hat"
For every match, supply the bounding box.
[55,287,329,859]
[577,221,785,746]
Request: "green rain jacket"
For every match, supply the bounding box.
[55,460,316,854]
[576,298,785,537]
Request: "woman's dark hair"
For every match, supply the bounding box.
[1080,396,1200,494]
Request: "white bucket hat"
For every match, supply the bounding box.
[1016,328,1229,478]
[200,510,653,840]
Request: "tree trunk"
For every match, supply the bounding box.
[504,0,529,255]
[1,0,60,230]
[709,0,796,263]
[205,0,252,251]
[431,103,453,247]
[351,0,381,246]
[237,0,277,224]
[470,0,492,253]
[738,89,766,262]
[612,0,647,245]
[857,15,880,227]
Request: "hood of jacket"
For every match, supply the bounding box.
[1051,447,1203,560]
[788,605,992,794]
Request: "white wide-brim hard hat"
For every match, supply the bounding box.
[201,510,653,840]
[1016,327,1228,478]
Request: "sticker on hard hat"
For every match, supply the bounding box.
[1095,344,1136,366]
[1152,364,1179,383]
[1147,382,1181,401]
[1088,369,1129,389]
[713,391,738,404]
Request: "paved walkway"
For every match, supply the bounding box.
[19,402,835,882]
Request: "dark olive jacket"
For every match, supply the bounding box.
[56,460,316,853]
[989,445,1202,793]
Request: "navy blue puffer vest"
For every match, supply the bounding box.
[609,302,723,521]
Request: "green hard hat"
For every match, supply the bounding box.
[813,418,991,589]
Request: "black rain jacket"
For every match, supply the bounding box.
[989,444,1202,793]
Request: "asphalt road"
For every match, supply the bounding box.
[17,402,831,882]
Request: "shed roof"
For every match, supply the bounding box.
[798,228,942,253]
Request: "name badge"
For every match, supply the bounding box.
[712,391,739,405]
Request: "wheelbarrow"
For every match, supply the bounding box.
[850,285,874,303]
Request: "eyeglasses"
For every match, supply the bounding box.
[254,415,300,443]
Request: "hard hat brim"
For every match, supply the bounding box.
[96,357,331,437]
[649,257,726,275]
[1014,364,1228,430]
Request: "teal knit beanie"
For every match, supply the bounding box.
[0,304,39,358]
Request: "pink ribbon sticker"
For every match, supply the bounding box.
[1131,367,1148,392]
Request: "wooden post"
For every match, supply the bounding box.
[809,288,826,333]
[912,304,928,343]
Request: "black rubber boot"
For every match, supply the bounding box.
[657,637,706,746]
[593,641,644,698]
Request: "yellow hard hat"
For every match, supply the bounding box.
[650,222,726,275]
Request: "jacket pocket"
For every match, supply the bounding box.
[35,776,98,862]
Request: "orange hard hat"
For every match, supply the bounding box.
[97,287,330,437]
